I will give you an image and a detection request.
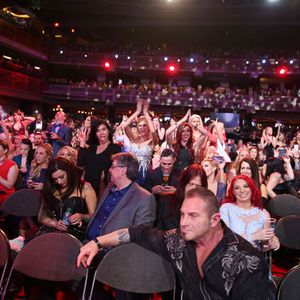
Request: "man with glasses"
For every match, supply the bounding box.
[85,152,156,299]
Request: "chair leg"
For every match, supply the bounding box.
[0,261,8,292]
[0,264,14,300]
[88,269,98,300]
[81,268,90,300]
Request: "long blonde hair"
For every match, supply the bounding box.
[29,143,53,179]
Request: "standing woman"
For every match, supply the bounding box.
[201,157,227,203]
[0,140,19,206]
[77,119,121,196]
[122,98,158,185]
[27,143,53,191]
[38,157,97,241]
[173,123,195,172]
[5,109,35,137]
[261,126,276,159]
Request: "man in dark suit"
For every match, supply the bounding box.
[47,111,72,156]
[85,152,156,299]
[28,113,47,133]
[143,148,181,229]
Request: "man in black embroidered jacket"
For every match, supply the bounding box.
[78,187,272,300]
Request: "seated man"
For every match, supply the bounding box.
[85,151,156,299]
[78,187,272,300]
[143,149,181,229]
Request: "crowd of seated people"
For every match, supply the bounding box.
[1,101,300,298]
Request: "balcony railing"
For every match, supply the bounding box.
[45,84,300,112]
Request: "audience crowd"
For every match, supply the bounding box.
[1,99,300,299]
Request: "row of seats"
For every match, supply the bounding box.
[1,189,300,299]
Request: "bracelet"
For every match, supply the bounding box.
[93,238,102,250]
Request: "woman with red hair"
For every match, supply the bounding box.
[220,175,279,251]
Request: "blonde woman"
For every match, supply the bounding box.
[57,146,78,165]
[27,143,53,190]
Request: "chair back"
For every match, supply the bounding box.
[277,265,300,300]
[269,194,300,217]
[95,243,175,294]
[275,215,300,250]
[13,232,85,281]
[0,229,10,291]
[0,189,42,217]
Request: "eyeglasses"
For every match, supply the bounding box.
[110,165,126,169]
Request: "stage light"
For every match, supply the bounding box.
[59,50,64,54]
[71,28,75,33]
[276,66,288,77]
[167,64,178,74]
[164,57,168,61]
[189,58,194,63]
[177,58,181,62]
[115,54,119,59]
[262,59,266,64]
[246,60,249,65]
[84,54,88,58]
[54,22,60,28]
[289,60,294,64]
[104,61,112,71]
[127,56,131,60]
[205,59,209,64]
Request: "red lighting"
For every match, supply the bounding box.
[54,22,60,28]
[103,61,112,71]
[167,64,178,74]
[277,66,288,77]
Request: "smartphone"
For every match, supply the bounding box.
[278,148,287,158]
[212,156,224,163]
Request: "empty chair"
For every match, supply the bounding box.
[269,194,300,218]
[275,215,300,250]
[276,265,300,300]
[1,232,86,299]
[0,189,42,217]
[0,229,10,293]
[89,243,175,299]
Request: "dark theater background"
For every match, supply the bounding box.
[0,0,300,126]
[1,1,300,299]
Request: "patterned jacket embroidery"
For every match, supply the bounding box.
[221,244,260,295]
[164,229,186,272]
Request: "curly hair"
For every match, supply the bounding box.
[225,174,263,209]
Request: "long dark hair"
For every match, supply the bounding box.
[43,157,84,209]
[237,158,260,188]
[87,119,113,145]
[21,138,34,165]
[176,164,208,205]
[173,123,195,161]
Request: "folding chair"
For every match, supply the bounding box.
[0,189,42,217]
[269,194,300,218]
[87,243,175,300]
[276,265,300,300]
[0,229,10,295]
[1,232,86,300]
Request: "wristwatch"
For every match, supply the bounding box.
[93,238,102,250]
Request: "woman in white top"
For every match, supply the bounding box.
[220,174,279,251]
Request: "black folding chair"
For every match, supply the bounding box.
[269,194,300,218]
[0,229,10,296]
[275,215,300,250]
[276,265,300,300]
[1,232,87,300]
[0,189,42,217]
[87,243,175,300]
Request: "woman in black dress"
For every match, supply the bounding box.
[38,157,97,241]
[77,119,122,196]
